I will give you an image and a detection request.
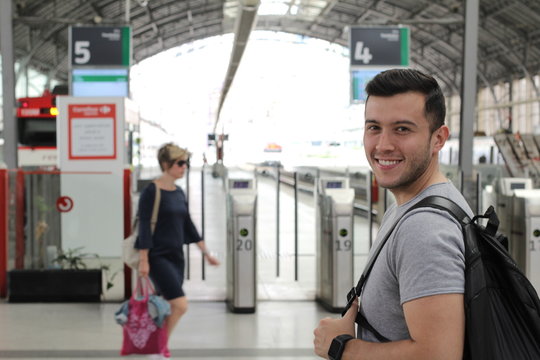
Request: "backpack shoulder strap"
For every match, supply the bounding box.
[344,195,466,314]
[344,195,470,342]
[413,195,471,225]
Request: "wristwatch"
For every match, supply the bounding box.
[328,334,354,360]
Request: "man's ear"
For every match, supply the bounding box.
[432,125,449,153]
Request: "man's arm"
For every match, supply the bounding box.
[315,294,464,360]
[345,293,464,360]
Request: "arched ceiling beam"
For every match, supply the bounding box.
[479,21,540,98]
[11,0,540,101]
[215,0,260,131]
[133,17,223,61]
[13,22,66,82]
[142,3,164,51]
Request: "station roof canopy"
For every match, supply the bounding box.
[12,0,540,94]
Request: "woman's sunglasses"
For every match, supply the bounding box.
[176,159,189,168]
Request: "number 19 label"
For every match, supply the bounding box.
[336,239,352,251]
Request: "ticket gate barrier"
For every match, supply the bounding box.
[316,178,355,312]
[226,178,257,313]
[496,177,533,239]
[507,189,540,293]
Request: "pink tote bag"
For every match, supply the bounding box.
[120,278,169,356]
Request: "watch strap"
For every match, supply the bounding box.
[328,334,354,360]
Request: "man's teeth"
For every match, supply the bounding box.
[378,159,400,166]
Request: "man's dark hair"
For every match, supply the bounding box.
[365,68,446,133]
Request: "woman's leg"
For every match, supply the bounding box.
[166,296,188,336]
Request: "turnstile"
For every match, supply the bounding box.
[226,178,257,313]
[496,177,533,241]
[508,189,540,293]
[494,178,540,293]
[316,178,355,312]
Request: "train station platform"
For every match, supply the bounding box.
[0,165,374,359]
[0,300,329,359]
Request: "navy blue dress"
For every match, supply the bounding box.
[135,182,201,299]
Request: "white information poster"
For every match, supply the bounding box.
[68,104,117,159]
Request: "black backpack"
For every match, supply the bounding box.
[343,195,540,359]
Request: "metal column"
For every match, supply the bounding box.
[459,0,479,208]
[1,0,17,168]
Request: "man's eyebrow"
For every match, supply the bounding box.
[394,120,418,128]
[364,119,418,127]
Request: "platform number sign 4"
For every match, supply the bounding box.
[354,42,373,65]
[350,27,409,67]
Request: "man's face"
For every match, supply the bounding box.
[363,91,437,191]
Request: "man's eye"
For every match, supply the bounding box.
[396,127,410,132]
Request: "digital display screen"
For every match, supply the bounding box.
[510,182,526,190]
[326,181,343,189]
[71,68,129,97]
[233,181,250,189]
[18,118,57,146]
[351,69,383,103]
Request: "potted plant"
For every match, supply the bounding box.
[7,247,114,302]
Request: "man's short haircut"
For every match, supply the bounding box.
[365,68,446,132]
[157,143,190,171]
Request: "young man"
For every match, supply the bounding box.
[314,69,472,360]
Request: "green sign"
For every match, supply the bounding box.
[71,68,129,97]
[240,228,249,237]
[72,75,128,82]
[350,27,409,67]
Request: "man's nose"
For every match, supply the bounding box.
[375,131,395,152]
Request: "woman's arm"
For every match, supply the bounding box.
[138,249,150,277]
[195,241,220,266]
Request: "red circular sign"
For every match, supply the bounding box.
[56,196,74,213]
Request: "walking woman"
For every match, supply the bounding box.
[136,143,219,359]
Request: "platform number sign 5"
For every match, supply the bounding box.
[354,42,373,65]
[70,26,131,66]
[74,41,91,64]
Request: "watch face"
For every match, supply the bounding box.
[328,335,353,360]
[328,338,343,360]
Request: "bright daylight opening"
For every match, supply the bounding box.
[130,31,368,170]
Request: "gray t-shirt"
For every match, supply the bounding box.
[359,181,473,342]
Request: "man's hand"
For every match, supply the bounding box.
[314,298,358,358]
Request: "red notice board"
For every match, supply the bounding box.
[68,104,117,160]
